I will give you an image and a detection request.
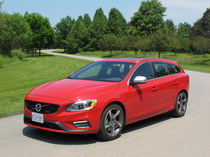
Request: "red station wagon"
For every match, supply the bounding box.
[24,58,189,140]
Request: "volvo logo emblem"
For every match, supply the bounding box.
[35,103,42,112]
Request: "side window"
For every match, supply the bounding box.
[131,62,154,81]
[152,62,169,78]
[167,63,181,74]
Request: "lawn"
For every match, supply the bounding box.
[0,54,91,118]
[54,50,210,73]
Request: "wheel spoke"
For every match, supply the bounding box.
[108,110,112,120]
[105,122,112,129]
[111,126,115,136]
[114,120,122,128]
[113,110,120,120]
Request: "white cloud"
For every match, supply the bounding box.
[160,0,210,25]
[161,0,210,11]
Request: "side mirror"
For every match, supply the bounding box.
[130,76,147,85]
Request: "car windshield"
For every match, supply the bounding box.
[69,61,135,82]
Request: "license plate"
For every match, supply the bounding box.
[32,112,44,124]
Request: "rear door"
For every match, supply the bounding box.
[151,62,177,109]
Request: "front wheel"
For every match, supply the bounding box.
[171,91,188,117]
[96,104,124,141]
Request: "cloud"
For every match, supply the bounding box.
[160,0,210,25]
[161,0,210,11]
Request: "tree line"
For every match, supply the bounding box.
[1,0,210,57]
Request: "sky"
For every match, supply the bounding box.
[2,0,210,27]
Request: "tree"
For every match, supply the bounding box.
[165,19,176,34]
[99,34,118,57]
[24,12,55,56]
[191,8,210,38]
[117,36,130,54]
[191,37,210,54]
[177,22,191,38]
[138,37,152,57]
[54,16,75,49]
[107,8,127,36]
[83,14,91,27]
[127,36,141,55]
[129,0,166,36]
[179,38,191,53]
[169,36,181,54]
[66,18,88,53]
[0,13,32,56]
[89,8,108,50]
[151,30,170,58]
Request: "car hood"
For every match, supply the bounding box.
[28,79,120,101]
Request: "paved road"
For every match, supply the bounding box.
[42,49,101,61]
[1,50,210,157]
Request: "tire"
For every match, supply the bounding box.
[171,91,188,117]
[96,104,124,141]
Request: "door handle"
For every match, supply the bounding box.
[172,81,178,86]
[152,87,158,92]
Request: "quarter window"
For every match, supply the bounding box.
[167,63,181,74]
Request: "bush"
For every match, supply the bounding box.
[0,55,3,68]
[11,51,26,60]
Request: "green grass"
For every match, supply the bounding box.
[0,54,92,118]
[53,50,210,73]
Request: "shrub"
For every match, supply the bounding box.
[11,51,26,60]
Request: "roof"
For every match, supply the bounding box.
[97,58,177,64]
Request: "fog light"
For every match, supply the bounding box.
[73,121,90,128]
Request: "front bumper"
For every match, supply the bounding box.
[24,116,96,134]
[24,100,101,134]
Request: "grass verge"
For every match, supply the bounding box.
[53,50,210,73]
[0,54,91,118]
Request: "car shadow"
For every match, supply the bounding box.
[122,113,171,134]
[22,113,171,145]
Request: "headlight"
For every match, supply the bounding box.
[66,99,97,112]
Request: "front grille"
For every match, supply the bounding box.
[25,100,59,114]
[24,117,63,130]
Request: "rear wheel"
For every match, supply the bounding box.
[171,91,188,117]
[96,104,124,141]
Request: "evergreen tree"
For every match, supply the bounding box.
[89,8,108,50]
[66,18,88,53]
[191,8,210,38]
[129,0,166,36]
[83,14,91,27]
[107,8,127,36]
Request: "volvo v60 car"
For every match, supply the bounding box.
[24,58,189,140]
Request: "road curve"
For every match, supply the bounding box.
[0,50,210,157]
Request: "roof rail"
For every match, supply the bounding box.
[136,58,154,63]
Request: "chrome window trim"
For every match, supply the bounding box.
[127,61,182,86]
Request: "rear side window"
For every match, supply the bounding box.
[152,62,169,78]
[131,62,155,80]
[167,63,181,74]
